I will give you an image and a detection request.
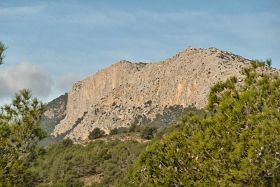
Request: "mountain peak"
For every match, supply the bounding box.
[46,47,277,142]
[170,47,248,63]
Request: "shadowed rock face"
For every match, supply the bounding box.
[40,93,68,145]
[44,47,278,142]
[42,93,68,133]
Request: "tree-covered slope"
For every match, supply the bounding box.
[129,62,280,186]
[31,140,146,187]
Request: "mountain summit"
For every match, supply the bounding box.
[43,47,277,141]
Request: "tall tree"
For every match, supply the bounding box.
[0,42,46,186]
[0,90,46,186]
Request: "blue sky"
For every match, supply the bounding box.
[0,0,279,103]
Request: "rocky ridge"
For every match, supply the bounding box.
[47,47,278,141]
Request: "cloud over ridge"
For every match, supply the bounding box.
[0,62,53,99]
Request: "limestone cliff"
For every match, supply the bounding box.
[49,47,278,141]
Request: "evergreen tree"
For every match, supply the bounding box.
[0,41,6,65]
[266,58,272,67]
[0,90,46,186]
[0,42,46,186]
[130,62,280,186]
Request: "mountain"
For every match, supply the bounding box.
[40,93,68,145]
[43,47,278,142]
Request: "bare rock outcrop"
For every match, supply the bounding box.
[50,47,278,141]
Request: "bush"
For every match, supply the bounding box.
[88,128,106,140]
[62,138,73,147]
[117,127,129,134]
[53,177,84,187]
[109,127,129,135]
[109,128,119,135]
[140,127,157,140]
[129,123,143,133]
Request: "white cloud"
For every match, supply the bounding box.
[0,62,53,99]
[0,5,45,18]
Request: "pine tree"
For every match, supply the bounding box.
[0,42,46,186]
[0,41,6,65]
[0,90,46,186]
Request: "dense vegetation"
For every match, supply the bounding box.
[129,62,280,186]
[31,139,146,186]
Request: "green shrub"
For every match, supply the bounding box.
[62,138,73,147]
[53,177,84,187]
[129,123,141,132]
[140,127,157,140]
[109,128,119,135]
[88,128,106,140]
[109,127,129,135]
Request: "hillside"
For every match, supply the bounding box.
[34,60,280,186]
[43,47,278,142]
[40,93,68,145]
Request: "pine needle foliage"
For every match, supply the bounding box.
[0,41,6,65]
[0,89,46,186]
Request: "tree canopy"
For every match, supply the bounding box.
[0,42,46,186]
[0,41,6,65]
[130,62,280,186]
[0,90,46,186]
[31,140,146,186]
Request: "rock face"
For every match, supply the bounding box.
[40,93,68,145]
[42,93,68,134]
[48,47,277,141]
